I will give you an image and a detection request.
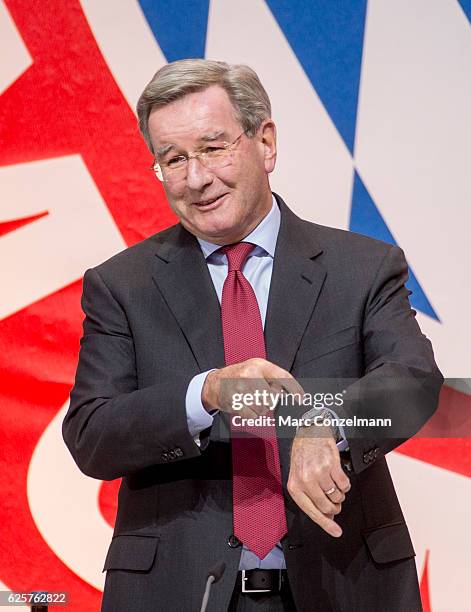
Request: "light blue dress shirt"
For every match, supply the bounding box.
[186,196,285,569]
[184,196,345,569]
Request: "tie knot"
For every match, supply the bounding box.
[222,242,255,272]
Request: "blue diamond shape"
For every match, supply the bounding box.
[267,0,367,153]
[138,0,209,61]
[350,171,439,321]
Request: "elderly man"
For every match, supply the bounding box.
[63,59,442,611]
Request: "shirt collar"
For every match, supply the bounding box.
[197,194,280,260]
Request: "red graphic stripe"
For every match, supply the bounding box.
[1,0,176,247]
[420,550,432,612]
[0,281,100,609]
[0,1,176,609]
[98,480,120,529]
[0,211,48,237]
[396,386,471,478]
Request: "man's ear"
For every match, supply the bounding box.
[260,119,277,174]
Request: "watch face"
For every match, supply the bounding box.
[319,409,341,441]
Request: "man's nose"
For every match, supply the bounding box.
[186,156,214,191]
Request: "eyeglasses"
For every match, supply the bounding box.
[151,131,246,182]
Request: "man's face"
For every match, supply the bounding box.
[147,85,276,244]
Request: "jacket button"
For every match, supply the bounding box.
[373,447,380,457]
[175,447,184,457]
[362,452,370,464]
[228,534,241,548]
[168,450,176,460]
[161,452,169,462]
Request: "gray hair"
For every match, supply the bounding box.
[136,59,272,154]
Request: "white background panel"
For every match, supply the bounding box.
[355,0,471,375]
[0,579,28,610]
[28,401,111,590]
[0,156,126,320]
[79,0,167,113]
[388,452,471,610]
[206,0,354,230]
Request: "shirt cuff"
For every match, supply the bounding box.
[186,370,217,438]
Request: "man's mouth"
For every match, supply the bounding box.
[193,193,228,209]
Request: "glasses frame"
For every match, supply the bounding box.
[150,130,247,182]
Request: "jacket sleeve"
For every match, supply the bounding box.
[340,245,443,474]
[62,267,202,481]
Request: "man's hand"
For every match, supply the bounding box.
[201,358,304,419]
[288,427,351,538]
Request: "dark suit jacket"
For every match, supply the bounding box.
[63,195,442,611]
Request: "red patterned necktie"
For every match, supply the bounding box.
[221,242,287,559]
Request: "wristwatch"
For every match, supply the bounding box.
[297,407,349,452]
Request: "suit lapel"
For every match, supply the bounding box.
[265,195,326,372]
[150,195,326,375]
[265,197,327,519]
[151,225,225,372]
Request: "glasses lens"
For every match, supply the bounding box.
[203,148,232,170]
[153,143,238,182]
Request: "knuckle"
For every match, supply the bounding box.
[251,357,266,368]
[279,370,293,381]
[287,479,297,497]
[315,463,331,477]
[312,456,328,475]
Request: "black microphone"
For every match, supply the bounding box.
[200,561,226,612]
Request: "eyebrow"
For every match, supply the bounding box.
[155,131,228,158]
[155,143,175,158]
[200,130,226,142]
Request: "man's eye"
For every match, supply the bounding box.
[166,156,187,167]
[204,146,225,155]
